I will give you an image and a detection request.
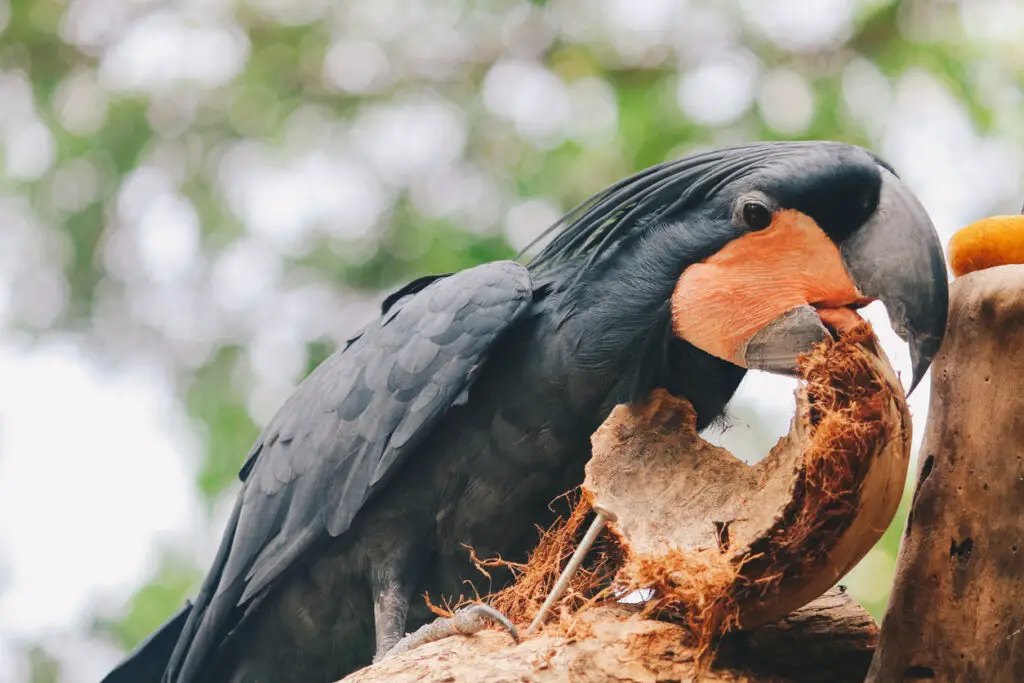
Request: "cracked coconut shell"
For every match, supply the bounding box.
[584,323,911,634]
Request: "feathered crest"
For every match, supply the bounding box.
[522,141,874,278]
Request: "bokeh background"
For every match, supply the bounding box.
[1,0,1022,680]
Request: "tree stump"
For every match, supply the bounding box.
[867,265,1024,682]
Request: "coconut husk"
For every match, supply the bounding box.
[466,322,907,650]
[588,322,909,657]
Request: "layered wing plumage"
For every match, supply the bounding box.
[165,261,534,682]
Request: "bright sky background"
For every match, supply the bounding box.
[1,1,1023,681]
[0,345,203,681]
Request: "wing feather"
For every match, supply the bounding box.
[167,261,533,682]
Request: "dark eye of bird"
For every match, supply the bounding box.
[742,201,773,231]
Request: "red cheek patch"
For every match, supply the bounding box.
[671,210,865,366]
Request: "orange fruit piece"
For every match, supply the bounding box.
[949,215,1024,277]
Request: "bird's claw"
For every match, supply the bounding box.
[376,604,519,662]
[451,604,520,642]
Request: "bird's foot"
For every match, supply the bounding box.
[375,604,519,662]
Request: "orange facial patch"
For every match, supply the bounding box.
[671,209,867,366]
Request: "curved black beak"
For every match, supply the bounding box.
[840,169,949,394]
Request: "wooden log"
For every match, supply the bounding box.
[340,587,877,683]
[867,265,1024,682]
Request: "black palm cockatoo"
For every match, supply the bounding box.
[102,141,948,683]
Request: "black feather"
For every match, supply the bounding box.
[380,273,453,315]
[162,261,534,683]
[523,140,891,281]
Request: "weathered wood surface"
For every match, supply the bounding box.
[867,265,1024,682]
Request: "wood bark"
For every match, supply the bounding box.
[341,587,877,683]
[867,265,1024,682]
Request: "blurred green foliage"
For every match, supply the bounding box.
[91,553,202,652]
[1,0,1020,678]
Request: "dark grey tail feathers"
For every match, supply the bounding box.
[100,602,192,683]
